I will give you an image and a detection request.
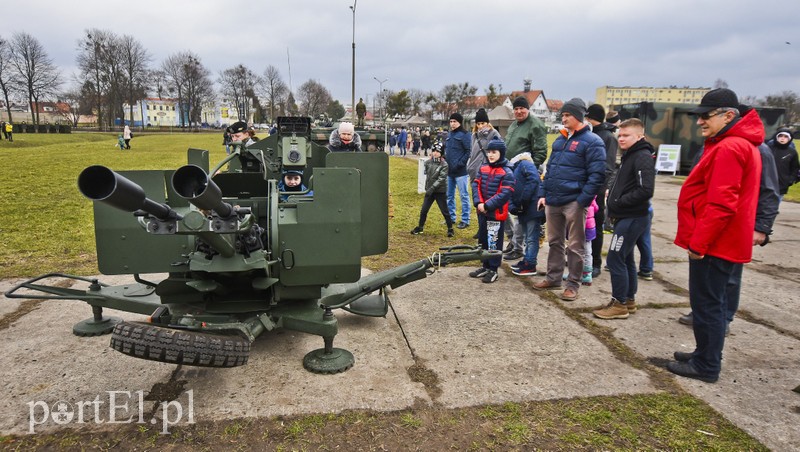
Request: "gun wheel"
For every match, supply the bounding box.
[303,347,354,374]
[110,321,250,367]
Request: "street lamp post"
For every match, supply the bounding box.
[350,0,357,122]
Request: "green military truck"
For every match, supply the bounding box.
[612,102,786,173]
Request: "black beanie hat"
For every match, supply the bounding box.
[475,108,489,123]
[560,98,587,122]
[512,96,530,109]
[586,104,606,123]
[486,137,507,161]
[449,112,464,124]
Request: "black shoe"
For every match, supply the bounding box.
[457,221,469,229]
[674,351,693,362]
[637,271,653,281]
[503,243,514,253]
[666,360,718,383]
[410,227,423,235]
[592,267,601,278]
[503,250,523,261]
[447,229,454,237]
[481,270,498,283]
[469,267,489,278]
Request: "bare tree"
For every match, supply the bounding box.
[297,79,333,118]
[162,52,193,127]
[119,35,151,130]
[182,55,214,126]
[76,29,128,130]
[713,78,729,89]
[8,32,61,126]
[407,89,428,116]
[260,65,288,123]
[77,29,112,130]
[0,37,19,123]
[219,64,259,123]
[57,84,85,126]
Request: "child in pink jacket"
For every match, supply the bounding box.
[583,197,600,285]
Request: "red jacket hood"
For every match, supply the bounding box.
[705,108,764,148]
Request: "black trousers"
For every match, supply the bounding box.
[418,192,452,229]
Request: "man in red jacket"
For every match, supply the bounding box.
[669,88,763,383]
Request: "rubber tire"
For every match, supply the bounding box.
[110,321,250,367]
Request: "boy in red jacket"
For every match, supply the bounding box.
[469,138,515,283]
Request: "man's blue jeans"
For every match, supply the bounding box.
[637,206,654,273]
[606,215,650,301]
[519,217,542,267]
[447,175,471,224]
[688,255,741,377]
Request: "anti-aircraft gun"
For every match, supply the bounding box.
[6,117,494,373]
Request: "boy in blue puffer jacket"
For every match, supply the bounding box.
[507,152,545,276]
[469,138,515,283]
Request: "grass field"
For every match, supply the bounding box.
[0,131,784,450]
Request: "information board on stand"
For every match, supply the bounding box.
[656,144,681,175]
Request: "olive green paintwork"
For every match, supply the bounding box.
[311,126,387,152]
[612,102,786,172]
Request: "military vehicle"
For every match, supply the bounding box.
[612,102,786,173]
[5,116,492,373]
[312,125,387,152]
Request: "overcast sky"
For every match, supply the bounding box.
[5,0,799,107]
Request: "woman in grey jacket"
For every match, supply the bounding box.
[467,108,502,182]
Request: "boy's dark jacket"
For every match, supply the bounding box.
[607,138,656,219]
[424,157,448,195]
[508,152,544,222]
[471,158,515,221]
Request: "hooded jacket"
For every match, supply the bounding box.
[424,156,449,195]
[327,129,363,152]
[607,138,656,219]
[508,152,544,222]
[542,126,606,207]
[674,108,764,262]
[467,126,501,181]
[766,129,798,194]
[471,156,515,221]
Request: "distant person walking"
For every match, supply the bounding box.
[123,125,132,149]
[4,122,13,142]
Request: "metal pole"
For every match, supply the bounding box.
[373,77,387,126]
[350,1,357,122]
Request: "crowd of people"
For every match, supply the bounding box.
[409,89,795,385]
